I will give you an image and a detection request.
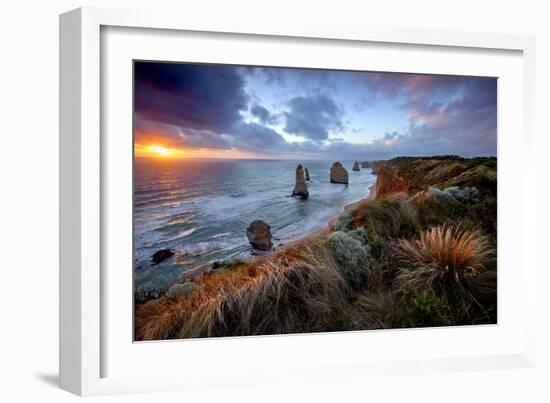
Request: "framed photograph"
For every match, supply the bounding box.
[60,7,537,396]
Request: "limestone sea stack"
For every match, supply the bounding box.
[292,164,309,199]
[353,161,360,171]
[305,167,311,181]
[361,161,370,168]
[330,162,349,184]
[246,220,273,251]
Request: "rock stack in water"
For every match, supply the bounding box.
[292,164,309,199]
[353,161,360,171]
[151,249,174,265]
[246,220,273,251]
[330,162,349,184]
[361,161,370,169]
[305,167,311,181]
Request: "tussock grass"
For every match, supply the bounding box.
[136,156,498,339]
[351,193,420,240]
[353,292,404,329]
[393,224,495,322]
[135,239,348,340]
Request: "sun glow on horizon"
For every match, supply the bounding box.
[134,141,263,160]
[147,144,173,157]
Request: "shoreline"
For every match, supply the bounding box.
[178,180,378,283]
[135,156,498,338]
[253,181,378,254]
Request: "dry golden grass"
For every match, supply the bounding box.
[352,292,405,329]
[393,224,495,321]
[135,238,348,340]
[395,225,492,287]
[351,193,419,239]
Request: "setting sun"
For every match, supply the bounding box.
[134,140,261,159]
[147,145,173,157]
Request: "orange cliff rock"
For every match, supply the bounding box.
[374,163,411,196]
[371,157,497,199]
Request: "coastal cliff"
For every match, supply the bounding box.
[135,156,497,340]
[373,162,411,196]
[373,156,496,197]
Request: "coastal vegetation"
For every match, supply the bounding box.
[135,156,497,340]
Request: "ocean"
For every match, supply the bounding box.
[134,159,376,291]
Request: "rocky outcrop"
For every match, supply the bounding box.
[361,161,370,168]
[330,162,349,184]
[352,161,360,171]
[305,167,311,181]
[246,220,273,251]
[374,164,411,196]
[372,157,497,197]
[151,249,174,265]
[292,164,309,199]
[371,162,384,175]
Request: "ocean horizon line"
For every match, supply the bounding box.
[133,154,496,163]
[133,156,370,162]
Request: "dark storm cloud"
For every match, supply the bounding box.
[356,73,497,157]
[250,104,279,125]
[284,94,344,141]
[402,77,497,156]
[176,123,289,153]
[134,61,496,159]
[134,120,233,150]
[135,118,291,154]
[134,62,248,132]
[231,122,290,152]
[359,72,464,101]
[134,62,292,154]
[305,75,497,160]
[328,76,496,160]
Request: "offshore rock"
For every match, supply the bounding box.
[305,167,311,181]
[330,162,349,184]
[246,220,273,251]
[353,161,360,171]
[151,249,175,265]
[292,164,309,199]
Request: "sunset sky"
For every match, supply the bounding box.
[134,61,497,160]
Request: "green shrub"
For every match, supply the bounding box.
[479,172,497,196]
[329,306,353,331]
[348,227,369,244]
[211,259,244,272]
[334,208,354,232]
[401,287,450,327]
[327,231,371,288]
[357,288,450,329]
[355,292,406,329]
[362,196,420,239]
[428,186,479,203]
[412,191,464,229]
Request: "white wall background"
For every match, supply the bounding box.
[0,0,547,401]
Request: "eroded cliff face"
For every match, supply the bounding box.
[371,157,497,198]
[374,163,411,196]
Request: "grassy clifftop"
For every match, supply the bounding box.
[370,156,497,234]
[373,156,496,196]
[135,156,497,340]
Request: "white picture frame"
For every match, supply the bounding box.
[59,6,537,396]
